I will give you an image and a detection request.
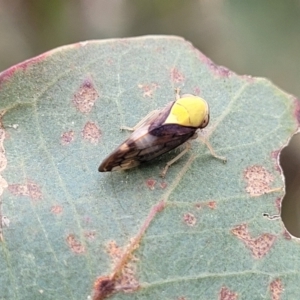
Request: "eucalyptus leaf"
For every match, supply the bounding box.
[0,36,298,300]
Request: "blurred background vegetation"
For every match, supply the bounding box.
[0,0,299,236]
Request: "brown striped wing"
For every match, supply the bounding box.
[99,118,196,172]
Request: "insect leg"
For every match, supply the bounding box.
[175,87,181,100]
[198,135,227,163]
[174,87,195,100]
[120,110,160,132]
[160,142,191,178]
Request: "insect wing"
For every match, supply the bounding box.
[99,125,195,173]
[99,107,166,172]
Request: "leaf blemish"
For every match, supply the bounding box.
[92,242,140,300]
[207,201,217,209]
[145,178,156,190]
[243,165,274,197]
[231,224,276,259]
[8,180,42,201]
[138,83,159,98]
[50,205,63,214]
[183,213,197,227]
[84,230,96,240]
[66,234,85,254]
[72,79,99,114]
[92,200,166,300]
[93,276,116,300]
[170,67,185,83]
[82,121,101,144]
[269,278,283,300]
[60,130,75,145]
[219,286,238,300]
[195,200,217,210]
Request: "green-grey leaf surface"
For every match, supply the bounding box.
[0,36,299,300]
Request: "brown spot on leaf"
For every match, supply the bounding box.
[170,68,185,83]
[93,241,139,300]
[93,276,116,300]
[231,224,249,240]
[92,201,166,299]
[270,278,283,300]
[231,224,276,259]
[195,203,202,210]
[73,79,99,113]
[138,83,159,98]
[106,241,123,260]
[82,121,101,144]
[219,286,238,300]
[8,180,42,201]
[145,178,156,190]
[243,165,274,196]
[107,241,139,275]
[207,201,217,209]
[183,213,197,227]
[84,230,96,240]
[50,205,63,214]
[195,200,217,210]
[66,234,85,254]
[60,130,75,145]
[248,234,277,259]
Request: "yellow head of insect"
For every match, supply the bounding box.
[164,95,210,128]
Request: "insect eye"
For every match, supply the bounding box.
[200,113,210,128]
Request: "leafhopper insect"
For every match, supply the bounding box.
[99,89,225,177]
